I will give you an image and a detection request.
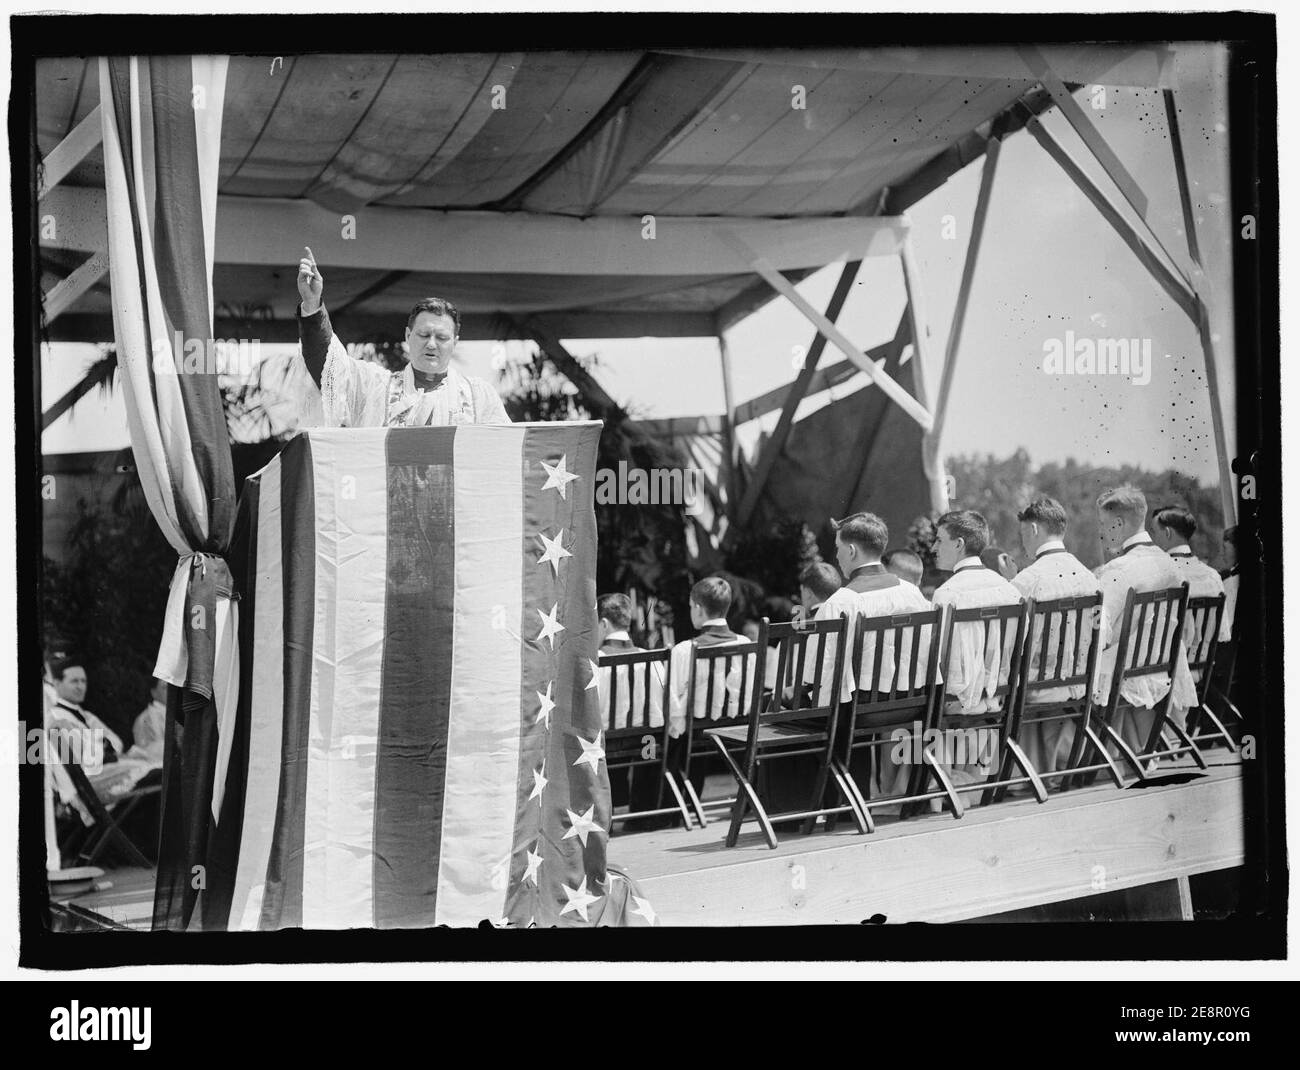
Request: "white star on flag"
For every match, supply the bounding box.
[536,529,572,576]
[540,455,580,499]
[535,681,556,729]
[529,762,548,802]
[574,731,605,773]
[523,846,543,886]
[559,877,601,922]
[584,658,600,691]
[631,896,658,925]
[563,804,601,847]
[536,603,565,649]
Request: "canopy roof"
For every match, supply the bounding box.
[39,44,1175,341]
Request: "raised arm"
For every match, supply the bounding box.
[296,246,331,387]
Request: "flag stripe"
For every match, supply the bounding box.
[229,468,283,930]
[259,437,316,929]
[303,430,389,928]
[435,425,527,925]
[146,55,234,548]
[373,429,456,928]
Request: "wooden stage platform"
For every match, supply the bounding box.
[59,764,1244,930]
[609,763,1244,925]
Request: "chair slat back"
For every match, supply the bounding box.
[848,606,944,719]
[1185,593,1226,702]
[760,614,848,726]
[1114,584,1189,681]
[1022,593,1103,694]
[683,637,763,735]
[939,600,1030,707]
[597,648,671,738]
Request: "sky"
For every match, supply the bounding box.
[42,44,1236,489]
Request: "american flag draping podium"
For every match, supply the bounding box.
[205,421,653,928]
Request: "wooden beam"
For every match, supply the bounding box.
[717,334,739,511]
[1020,47,1195,297]
[42,352,116,431]
[929,117,1008,457]
[734,354,862,426]
[329,269,411,321]
[42,251,108,323]
[898,233,949,512]
[1019,46,1149,218]
[512,315,628,422]
[1022,110,1199,324]
[731,259,863,535]
[39,104,102,197]
[1165,89,1237,525]
[732,245,932,432]
[44,309,723,344]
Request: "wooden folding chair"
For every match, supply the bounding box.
[821,607,947,833]
[59,756,159,869]
[598,647,696,828]
[1076,583,1205,784]
[1182,594,1238,753]
[995,593,1108,801]
[924,600,1038,814]
[706,616,859,849]
[667,637,763,828]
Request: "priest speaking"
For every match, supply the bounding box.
[294,247,511,427]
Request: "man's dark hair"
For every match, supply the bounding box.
[881,547,924,583]
[798,561,842,604]
[831,511,889,556]
[691,576,733,620]
[979,547,1009,572]
[1152,505,1197,542]
[50,657,84,681]
[1017,496,1069,535]
[597,593,633,630]
[1223,525,1238,547]
[937,509,991,557]
[407,297,462,336]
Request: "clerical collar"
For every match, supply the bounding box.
[412,367,448,390]
[807,603,823,617]
[700,618,729,628]
[1168,544,1195,558]
[1120,532,1154,556]
[1035,538,1066,559]
[954,555,985,573]
[848,562,885,577]
[606,630,631,642]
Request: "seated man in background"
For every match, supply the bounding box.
[931,510,1024,799]
[667,577,755,740]
[127,677,169,768]
[796,561,842,622]
[882,547,924,587]
[47,659,154,803]
[597,593,667,826]
[814,513,931,795]
[1093,486,1198,755]
[1012,496,1107,774]
[1150,504,1226,661]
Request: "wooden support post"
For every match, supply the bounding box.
[42,251,109,323]
[514,315,629,423]
[730,258,863,536]
[736,250,932,432]
[717,334,739,513]
[42,352,116,431]
[928,119,1007,492]
[1165,89,1238,525]
[1022,113,1199,323]
[1020,48,1194,297]
[39,104,102,197]
[898,232,948,512]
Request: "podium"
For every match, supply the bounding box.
[212,422,632,929]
